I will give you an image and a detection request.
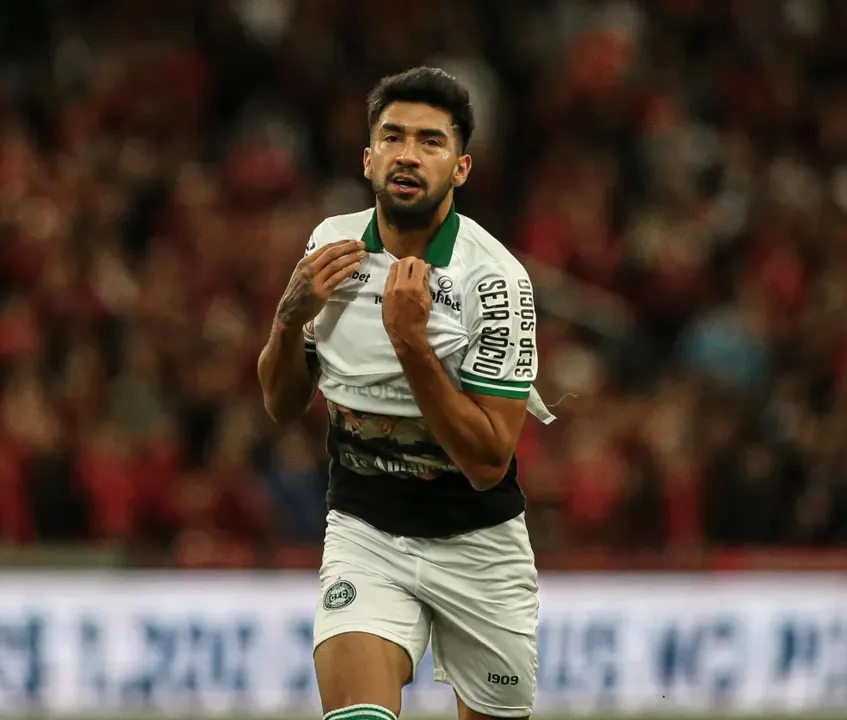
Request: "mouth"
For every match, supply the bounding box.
[389,175,424,194]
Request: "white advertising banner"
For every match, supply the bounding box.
[0,573,845,716]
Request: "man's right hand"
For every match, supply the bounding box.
[275,240,366,328]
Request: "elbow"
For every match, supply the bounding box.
[261,385,314,427]
[466,457,511,492]
[258,376,287,427]
[257,345,315,426]
[262,395,284,425]
[258,365,279,425]
[258,350,287,425]
[262,393,297,426]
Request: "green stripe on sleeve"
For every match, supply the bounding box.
[461,378,531,400]
[459,369,531,389]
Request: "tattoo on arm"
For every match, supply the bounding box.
[275,271,314,327]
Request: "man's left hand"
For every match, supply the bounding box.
[382,257,432,354]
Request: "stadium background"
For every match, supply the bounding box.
[1,0,847,717]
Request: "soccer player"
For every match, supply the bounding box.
[258,67,552,720]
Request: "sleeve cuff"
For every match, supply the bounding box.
[459,370,531,399]
[303,321,316,353]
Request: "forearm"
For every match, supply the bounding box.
[257,322,318,425]
[396,340,511,490]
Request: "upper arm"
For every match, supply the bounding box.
[466,391,528,457]
[460,262,538,451]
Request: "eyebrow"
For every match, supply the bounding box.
[380,122,450,141]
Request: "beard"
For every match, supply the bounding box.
[373,174,453,231]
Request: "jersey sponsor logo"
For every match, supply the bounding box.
[323,580,356,610]
[374,288,461,312]
[350,270,370,283]
[431,275,459,309]
[341,452,444,477]
[430,287,461,311]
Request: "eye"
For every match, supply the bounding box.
[423,138,442,147]
[384,134,400,143]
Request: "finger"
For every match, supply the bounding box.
[310,240,364,270]
[307,240,365,270]
[394,256,416,280]
[324,261,361,291]
[304,239,355,262]
[385,262,399,293]
[314,249,365,284]
[409,259,427,286]
[395,257,420,286]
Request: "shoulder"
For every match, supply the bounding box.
[454,213,531,287]
[308,209,373,251]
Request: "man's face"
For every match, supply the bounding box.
[364,102,471,230]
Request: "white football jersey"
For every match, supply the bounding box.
[302,206,552,421]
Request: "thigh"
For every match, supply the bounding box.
[314,632,413,716]
[314,512,432,714]
[423,515,539,718]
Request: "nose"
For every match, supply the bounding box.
[395,138,421,166]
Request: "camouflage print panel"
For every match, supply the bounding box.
[327,401,458,480]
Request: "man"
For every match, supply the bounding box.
[257,67,553,720]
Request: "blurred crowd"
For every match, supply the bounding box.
[1,0,847,568]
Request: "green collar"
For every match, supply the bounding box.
[361,204,460,267]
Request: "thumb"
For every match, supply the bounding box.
[424,264,432,284]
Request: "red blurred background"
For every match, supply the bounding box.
[2,0,847,571]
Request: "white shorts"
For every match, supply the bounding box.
[313,510,539,718]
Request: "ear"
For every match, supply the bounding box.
[452,153,472,189]
[363,147,373,180]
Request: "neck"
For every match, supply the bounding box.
[377,195,452,260]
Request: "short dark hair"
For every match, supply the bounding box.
[367,67,475,152]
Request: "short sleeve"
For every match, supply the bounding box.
[459,265,538,400]
[304,319,317,354]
